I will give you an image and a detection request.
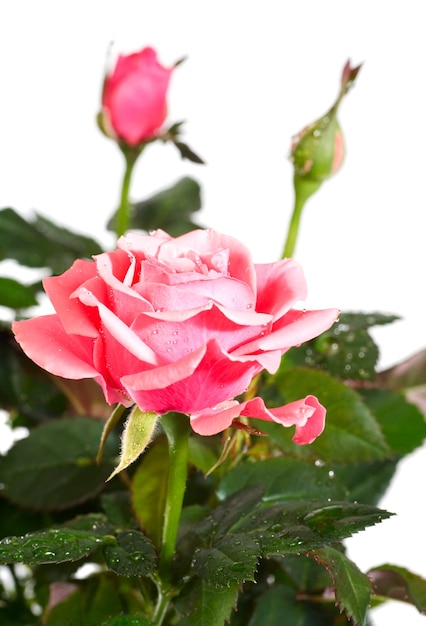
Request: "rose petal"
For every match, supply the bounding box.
[232,308,339,356]
[12,316,98,379]
[76,288,159,365]
[255,258,308,319]
[122,339,261,414]
[190,394,326,444]
[43,259,99,337]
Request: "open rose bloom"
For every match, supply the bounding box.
[13,229,338,443]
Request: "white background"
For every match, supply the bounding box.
[0,2,425,624]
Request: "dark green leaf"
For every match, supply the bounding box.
[0,325,67,417]
[0,417,118,510]
[108,177,203,236]
[0,525,105,565]
[0,498,44,540]
[101,492,136,529]
[0,604,38,626]
[131,436,169,548]
[0,207,102,274]
[174,578,238,626]
[246,585,339,626]
[218,457,347,503]
[331,460,397,506]
[192,533,259,587]
[174,141,205,164]
[101,617,154,626]
[277,553,332,592]
[313,546,371,625]
[103,530,157,576]
[212,484,265,538]
[233,498,393,556]
[0,276,38,309]
[360,388,426,455]
[285,312,399,381]
[259,368,390,463]
[369,564,426,612]
[43,573,123,626]
[188,434,221,474]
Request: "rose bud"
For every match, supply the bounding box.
[98,46,173,147]
[291,59,362,190]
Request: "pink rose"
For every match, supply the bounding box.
[100,47,173,146]
[12,229,338,443]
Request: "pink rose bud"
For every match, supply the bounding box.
[291,60,362,185]
[98,47,173,147]
[13,229,338,445]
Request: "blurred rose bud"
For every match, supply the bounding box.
[291,60,362,188]
[98,46,173,147]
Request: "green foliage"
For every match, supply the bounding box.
[313,547,371,626]
[0,324,68,420]
[0,277,38,309]
[369,564,426,612]
[107,177,203,236]
[259,367,390,463]
[284,312,399,381]
[2,118,426,624]
[0,208,103,276]
[0,417,118,510]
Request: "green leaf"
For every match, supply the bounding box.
[0,417,118,510]
[0,497,44,540]
[43,573,123,626]
[377,349,426,391]
[0,276,38,309]
[277,553,332,592]
[131,436,169,547]
[192,533,260,587]
[188,434,221,474]
[101,617,154,626]
[0,207,103,274]
[101,492,136,529]
[260,368,390,463]
[246,585,337,626]
[97,404,127,463]
[0,325,67,417]
[212,484,265,538]
[103,529,157,576]
[108,177,203,236]
[174,578,238,626]
[360,388,426,455]
[332,460,397,506]
[218,457,347,503]
[0,522,109,565]
[232,497,393,556]
[173,140,205,164]
[108,407,158,480]
[313,546,371,626]
[183,487,391,587]
[369,564,426,612]
[285,312,399,381]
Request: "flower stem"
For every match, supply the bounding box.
[281,176,321,259]
[116,150,138,239]
[158,412,190,580]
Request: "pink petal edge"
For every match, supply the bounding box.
[190,394,326,444]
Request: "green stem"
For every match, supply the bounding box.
[281,175,321,259]
[159,412,190,580]
[116,150,138,239]
[152,585,171,625]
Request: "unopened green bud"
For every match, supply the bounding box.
[282,60,362,259]
[290,60,361,188]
